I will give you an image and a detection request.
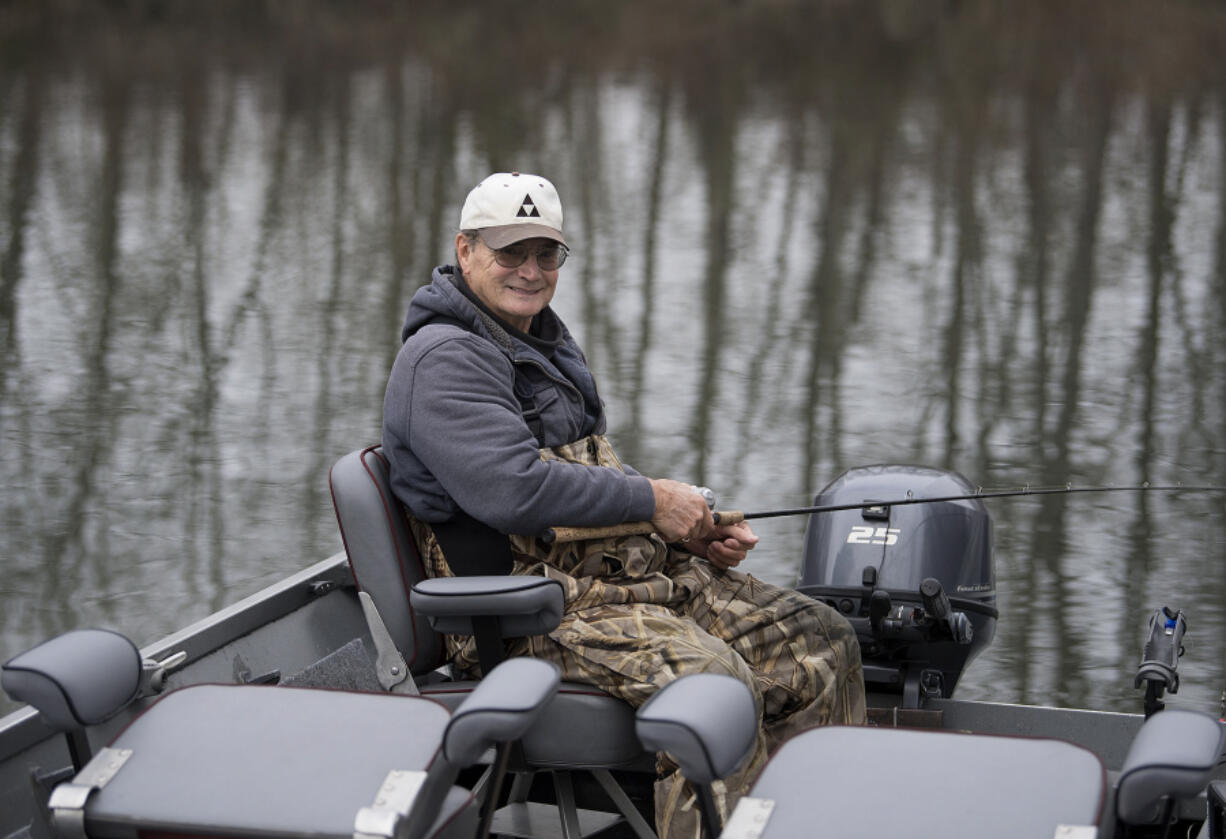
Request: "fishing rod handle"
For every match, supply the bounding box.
[541,521,656,544]
[543,508,746,544]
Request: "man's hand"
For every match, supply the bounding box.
[683,521,759,570]
[649,479,714,544]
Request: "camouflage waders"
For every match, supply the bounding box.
[410,434,866,839]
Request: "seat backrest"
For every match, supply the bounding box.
[1115,708,1225,826]
[329,446,445,675]
[2,628,143,732]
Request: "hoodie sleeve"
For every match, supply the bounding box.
[384,330,656,536]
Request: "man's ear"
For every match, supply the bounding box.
[455,231,473,271]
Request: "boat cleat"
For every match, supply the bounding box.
[138,649,187,696]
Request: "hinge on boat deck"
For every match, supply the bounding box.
[359,592,418,695]
[48,748,132,839]
[721,797,774,839]
[353,770,428,839]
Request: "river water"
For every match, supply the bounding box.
[3,1,1226,717]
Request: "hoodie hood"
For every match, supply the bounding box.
[400,265,474,343]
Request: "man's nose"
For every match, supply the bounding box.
[518,254,543,277]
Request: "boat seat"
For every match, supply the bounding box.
[3,628,560,839]
[407,575,644,771]
[640,673,1226,839]
[730,726,1105,838]
[1114,708,1224,827]
[329,446,655,837]
[637,675,1108,839]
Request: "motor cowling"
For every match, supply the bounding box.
[797,465,997,705]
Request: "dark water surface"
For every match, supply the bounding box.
[3,1,1226,717]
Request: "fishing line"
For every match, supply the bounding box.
[542,483,1226,543]
[712,483,1226,525]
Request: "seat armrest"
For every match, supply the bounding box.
[1,630,143,731]
[411,576,565,638]
[1116,709,1226,826]
[443,657,561,766]
[635,673,758,784]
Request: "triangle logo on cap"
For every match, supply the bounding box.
[517,195,541,218]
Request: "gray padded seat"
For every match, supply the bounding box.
[1115,709,1225,826]
[730,726,1104,839]
[68,684,475,839]
[3,632,559,839]
[329,446,647,771]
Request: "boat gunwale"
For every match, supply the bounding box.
[0,553,353,762]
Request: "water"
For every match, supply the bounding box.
[2,1,1226,718]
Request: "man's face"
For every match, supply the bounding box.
[456,233,560,332]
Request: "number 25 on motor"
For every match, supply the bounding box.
[846,526,900,546]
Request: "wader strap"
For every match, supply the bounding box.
[513,380,547,447]
[430,510,515,575]
[521,404,546,447]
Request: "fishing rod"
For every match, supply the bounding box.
[711,482,1226,525]
[539,482,1226,544]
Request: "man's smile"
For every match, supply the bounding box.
[505,284,545,297]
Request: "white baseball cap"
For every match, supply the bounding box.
[459,172,566,249]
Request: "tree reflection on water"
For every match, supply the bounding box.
[1,1,1225,715]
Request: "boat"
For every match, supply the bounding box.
[2,452,1223,839]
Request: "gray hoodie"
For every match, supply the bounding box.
[381,265,656,536]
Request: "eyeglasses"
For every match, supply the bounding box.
[482,238,569,271]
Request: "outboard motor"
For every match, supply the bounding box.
[797,465,997,707]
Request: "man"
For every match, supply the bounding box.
[382,171,865,837]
